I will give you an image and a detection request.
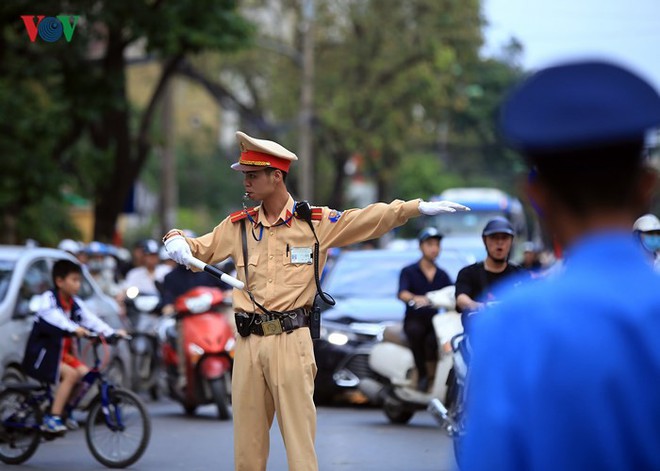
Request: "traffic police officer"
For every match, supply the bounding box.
[461,60,660,471]
[164,131,469,471]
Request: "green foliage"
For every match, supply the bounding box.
[392,153,466,201]
[140,130,245,218]
[0,72,71,243]
[0,0,252,243]
[1,0,526,243]
[198,0,523,209]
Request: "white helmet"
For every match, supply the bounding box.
[633,214,660,233]
[57,239,81,254]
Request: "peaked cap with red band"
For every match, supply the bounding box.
[231,131,298,173]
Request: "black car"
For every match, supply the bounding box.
[313,247,470,404]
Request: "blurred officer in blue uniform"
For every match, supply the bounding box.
[462,60,660,471]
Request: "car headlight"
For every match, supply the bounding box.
[327,332,349,346]
[320,325,357,346]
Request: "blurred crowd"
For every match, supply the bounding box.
[57,238,175,301]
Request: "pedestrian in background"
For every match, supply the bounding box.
[520,241,544,274]
[462,60,660,471]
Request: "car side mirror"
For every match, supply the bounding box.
[14,294,41,319]
[28,294,43,313]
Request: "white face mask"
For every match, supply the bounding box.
[88,259,104,273]
[641,234,660,253]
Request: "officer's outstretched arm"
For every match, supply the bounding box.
[318,199,468,249]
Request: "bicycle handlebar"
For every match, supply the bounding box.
[85,333,132,345]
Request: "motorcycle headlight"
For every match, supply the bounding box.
[126,286,140,300]
[188,343,205,365]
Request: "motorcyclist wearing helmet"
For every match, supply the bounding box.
[160,231,232,391]
[455,217,527,320]
[122,239,170,296]
[84,241,121,297]
[398,227,452,392]
[633,213,660,270]
[58,239,87,265]
[160,231,232,314]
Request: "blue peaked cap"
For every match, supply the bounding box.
[500,60,660,153]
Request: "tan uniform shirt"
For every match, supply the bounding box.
[184,195,421,312]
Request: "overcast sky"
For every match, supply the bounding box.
[482,0,660,89]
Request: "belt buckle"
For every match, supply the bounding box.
[261,319,283,336]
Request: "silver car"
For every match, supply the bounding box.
[0,246,132,388]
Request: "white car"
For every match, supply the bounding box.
[0,245,132,388]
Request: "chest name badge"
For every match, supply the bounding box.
[290,247,313,264]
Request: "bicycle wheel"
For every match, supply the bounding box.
[85,388,151,469]
[0,389,41,465]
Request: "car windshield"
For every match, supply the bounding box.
[324,249,468,299]
[0,259,16,303]
[430,210,504,236]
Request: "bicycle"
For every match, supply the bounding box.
[0,334,151,468]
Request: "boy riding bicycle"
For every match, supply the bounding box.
[22,259,126,433]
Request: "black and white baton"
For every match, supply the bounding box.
[164,234,245,290]
[185,256,245,290]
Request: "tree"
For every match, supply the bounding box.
[176,0,522,210]
[0,0,252,243]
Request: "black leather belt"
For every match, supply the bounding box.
[235,308,310,337]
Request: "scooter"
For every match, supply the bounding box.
[358,285,463,424]
[124,286,162,400]
[160,286,235,420]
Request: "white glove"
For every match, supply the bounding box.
[418,200,470,215]
[164,235,193,266]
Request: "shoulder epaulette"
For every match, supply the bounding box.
[230,207,259,223]
[294,207,323,222]
[310,208,323,221]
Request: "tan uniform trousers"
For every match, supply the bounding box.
[232,327,318,471]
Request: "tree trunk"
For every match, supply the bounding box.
[92,41,182,241]
[328,152,348,209]
[92,32,133,242]
[376,173,388,204]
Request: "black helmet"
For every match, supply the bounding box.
[141,239,160,255]
[482,217,515,237]
[418,227,443,242]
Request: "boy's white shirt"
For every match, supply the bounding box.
[35,291,114,336]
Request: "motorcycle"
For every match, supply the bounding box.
[358,285,463,424]
[124,286,162,400]
[160,286,235,420]
[428,304,495,468]
[428,330,469,468]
